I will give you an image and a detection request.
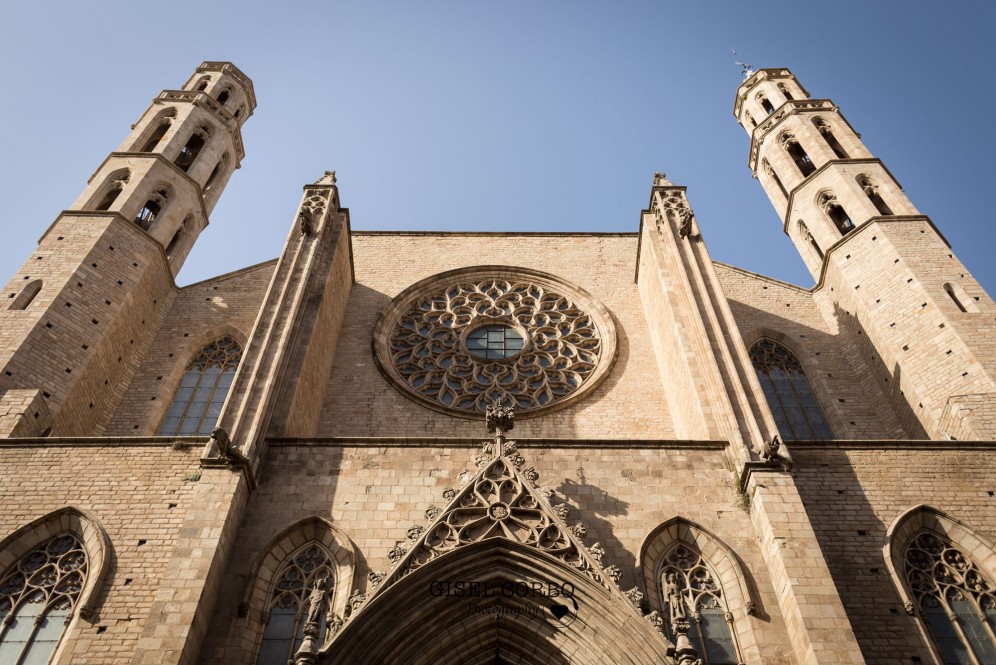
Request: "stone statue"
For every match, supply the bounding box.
[305,578,327,626]
[666,573,686,623]
[486,399,515,435]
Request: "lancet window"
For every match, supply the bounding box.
[750,338,833,440]
[93,170,130,211]
[661,543,739,665]
[763,159,788,202]
[778,82,794,101]
[757,93,775,115]
[256,544,335,665]
[174,127,210,173]
[904,531,996,664]
[814,118,848,159]
[818,192,854,234]
[781,132,816,177]
[159,336,242,436]
[135,188,169,231]
[0,532,87,664]
[857,175,893,216]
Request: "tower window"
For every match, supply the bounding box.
[857,175,893,215]
[763,159,788,202]
[135,189,168,231]
[174,128,209,173]
[195,77,210,92]
[750,338,834,440]
[814,118,849,159]
[778,82,794,101]
[204,154,229,193]
[799,220,823,260]
[781,133,816,177]
[758,94,775,115]
[819,192,854,234]
[141,121,170,152]
[159,336,242,436]
[166,216,190,259]
[9,279,42,310]
[217,89,230,106]
[92,170,130,211]
[944,283,979,313]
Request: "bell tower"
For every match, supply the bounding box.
[734,68,996,440]
[0,62,255,437]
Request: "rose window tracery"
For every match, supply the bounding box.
[374,268,616,418]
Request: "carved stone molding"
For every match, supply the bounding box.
[372,266,617,419]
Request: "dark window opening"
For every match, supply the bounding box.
[786,139,816,177]
[779,83,794,101]
[165,230,182,258]
[135,199,162,230]
[142,122,170,152]
[859,177,894,216]
[760,96,775,114]
[814,119,849,159]
[9,279,42,310]
[764,160,789,201]
[196,79,209,91]
[174,133,206,172]
[217,90,230,106]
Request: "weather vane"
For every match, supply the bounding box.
[732,50,754,81]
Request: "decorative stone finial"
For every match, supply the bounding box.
[653,172,674,187]
[733,50,754,81]
[314,170,337,185]
[486,399,514,436]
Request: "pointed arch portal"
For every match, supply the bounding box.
[321,539,673,664]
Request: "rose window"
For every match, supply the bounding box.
[373,267,616,418]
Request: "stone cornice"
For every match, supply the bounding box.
[266,436,729,449]
[733,68,810,117]
[812,215,951,294]
[197,61,257,113]
[155,90,245,163]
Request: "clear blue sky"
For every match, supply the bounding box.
[1,1,993,292]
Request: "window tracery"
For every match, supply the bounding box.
[749,338,833,440]
[374,270,616,418]
[904,531,996,664]
[256,544,334,665]
[660,544,740,665]
[135,187,170,231]
[0,532,87,664]
[159,336,242,436]
[818,191,854,234]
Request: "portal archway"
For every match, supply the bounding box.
[322,539,674,664]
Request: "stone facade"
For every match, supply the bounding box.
[0,63,993,665]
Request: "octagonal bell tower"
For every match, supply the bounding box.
[0,62,255,437]
[734,68,996,441]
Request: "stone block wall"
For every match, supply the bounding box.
[0,440,241,665]
[198,440,798,665]
[791,442,996,664]
[318,233,674,440]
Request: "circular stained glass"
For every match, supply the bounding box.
[465,325,525,360]
[372,267,618,419]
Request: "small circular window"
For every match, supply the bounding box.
[465,325,525,360]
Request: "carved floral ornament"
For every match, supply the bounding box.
[373,267,617,418]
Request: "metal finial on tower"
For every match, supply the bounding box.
[732,50,754,81]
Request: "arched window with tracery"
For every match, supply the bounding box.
[857,174,893,216]
[813,118,849,159]
[818,191,854,235]
[159,336,242,436]
[256,544,334,665]
[0,532,87,663]
[781,132,816,177]
[904,531,996,664]
[661,543,739,664]
[757,93,775,115]
[763,159,788,202]
[750,338,833,440]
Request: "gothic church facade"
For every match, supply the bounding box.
[0,62,994,665]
